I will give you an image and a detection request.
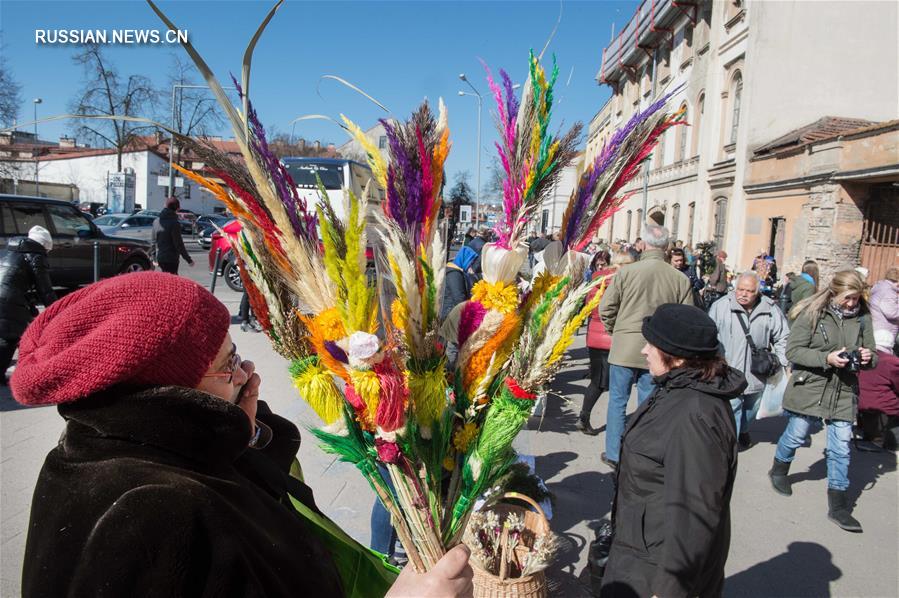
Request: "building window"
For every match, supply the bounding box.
[378,135,387,149]
[671,203,681,240]
[626,210,633,241]
[714,197,729,248]
[687,202,696,247]
[681,25,694,66]
[692,93,705,156]
[676,103,689,162]
[730,73,742,145]
[636,208,644,235]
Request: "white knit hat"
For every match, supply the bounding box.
[28,225,53,252]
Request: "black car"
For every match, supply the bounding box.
[0,194,154,291]
[195,214,231,249]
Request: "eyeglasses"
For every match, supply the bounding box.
[203,349,242,384]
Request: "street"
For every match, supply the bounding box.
[1,243,897,597]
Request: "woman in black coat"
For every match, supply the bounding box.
[11,272,472,598]
[0,225,56,383]
[601,304,746,598]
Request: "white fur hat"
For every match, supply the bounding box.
[28,225,53,252]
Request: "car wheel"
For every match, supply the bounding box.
[223,261,244,292]
[118,257,151,275]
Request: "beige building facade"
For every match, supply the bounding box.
[591,0,898,271]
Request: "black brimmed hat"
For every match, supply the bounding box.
[642,304,721,358]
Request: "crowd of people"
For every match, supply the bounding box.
[1,217,897,597]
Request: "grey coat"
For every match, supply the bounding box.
[708,293,790,394]
[783,308,878,422]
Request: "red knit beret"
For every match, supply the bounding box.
[11,271,230,406]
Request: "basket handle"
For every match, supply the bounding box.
[498,491,549,526]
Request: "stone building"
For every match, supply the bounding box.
[590,0,898,272]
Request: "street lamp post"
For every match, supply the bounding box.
[458,74,482,227]
[33,98,42,196]
[168,84,237,198]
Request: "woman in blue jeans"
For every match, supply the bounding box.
[769,270,877,533]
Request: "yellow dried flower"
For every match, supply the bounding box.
[471,280,519,314]
[315,307,346,341]
[391,298,407,331]
[442,455,456,471]
[453,422,479,452]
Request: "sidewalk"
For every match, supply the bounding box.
[2,265,897,595]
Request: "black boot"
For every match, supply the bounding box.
[768,458,792,496]
[576,415,600,436]
[827,489,863,533]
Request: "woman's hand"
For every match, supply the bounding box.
[386,545,473,598]
[235,360,260,427]
[859,347,873,365]
[826,348,849,369]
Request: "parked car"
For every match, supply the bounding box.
[195,214,232,249]
[0,194,154,291]
[177,209,198,234]
[92,213,155,242]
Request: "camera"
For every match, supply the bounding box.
[838,350,862,372]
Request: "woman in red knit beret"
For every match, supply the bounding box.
[12,271,472,598]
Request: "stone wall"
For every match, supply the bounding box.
[801,182,865,280]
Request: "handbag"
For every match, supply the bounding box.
[756,366,787,419]
[737,312,780,379]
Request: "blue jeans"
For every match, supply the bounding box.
[775,411,852,491]
[730,391,762,436]
[605,365,655,463]
[369,466,397,556]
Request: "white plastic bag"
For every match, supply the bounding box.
[756,367,788,419]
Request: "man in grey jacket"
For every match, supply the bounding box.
[599,224,694,468]
[709,272,789,448]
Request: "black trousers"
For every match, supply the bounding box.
[0,336,20,379]
[581,347,611,420]
[239,291,251,322]
[158,261,179,275]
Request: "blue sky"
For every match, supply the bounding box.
[3,0,636,198]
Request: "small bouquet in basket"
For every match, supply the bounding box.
[150,0,684,575]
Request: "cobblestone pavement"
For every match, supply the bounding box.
[2,249,896,595]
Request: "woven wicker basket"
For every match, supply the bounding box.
[470,492,550,598]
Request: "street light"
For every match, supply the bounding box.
[458,73,482,227]
[169,84,237,198]
[33,98,42,196]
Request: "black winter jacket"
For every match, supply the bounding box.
[153,208,192,265]
[442,264,472,320]
[0,237,56,338]
[601,367,746,598]
[22,388,343,597]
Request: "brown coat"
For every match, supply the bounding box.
[600,249,694,369]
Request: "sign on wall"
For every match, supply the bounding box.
[459,204,472,224]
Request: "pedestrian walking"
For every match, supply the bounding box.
[868,266,898,343]
[770,270,877,532]
[598,225,694,468]
[703,250,729,308]
[783,261,819,317]
[10,272,472,597]
[708,272,789,448]
[152,197,195,275]
[600,304,745,598]
[441,246,478,320]
[0,225,57,385]
[669,247,703,306]
[579,253,616,435]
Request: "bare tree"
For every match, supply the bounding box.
[0,42,22,128]
[69,43,158,171]
[482,155,504,202]
[166,54,225,165]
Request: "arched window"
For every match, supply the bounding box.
[714,197,729,248]
[655,130,665,168]
[687,202,696,247]
[730,73,742,145]
[676,102,689,162]
[692,92,705,156]
[670,203,681,240]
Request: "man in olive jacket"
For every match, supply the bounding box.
[599,225,694,466]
